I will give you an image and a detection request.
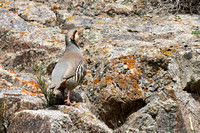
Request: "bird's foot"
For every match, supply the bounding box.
[64,99,75,106]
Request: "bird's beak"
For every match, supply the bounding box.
[77,30,82,35]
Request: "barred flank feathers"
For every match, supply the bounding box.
[75,60,86,83]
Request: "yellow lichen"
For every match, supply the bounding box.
[97,21,103,24]
[66,16,73,20]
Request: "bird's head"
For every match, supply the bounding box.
[65,28,83,48]
[70,30,82,43]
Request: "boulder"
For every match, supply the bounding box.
[8,104,112,133]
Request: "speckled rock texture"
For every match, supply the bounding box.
[0,0,200,132]
[8,106,112,133]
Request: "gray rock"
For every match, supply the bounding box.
[156,108,177,133]
[177,51,200,89]
[0,87,45,132]
[183,51,193,60]
[135,113,156,131]
[11,2,57,26]
[102,3,134,16]
[8,105,113,133]
[0,9,31,32]
[0,9,64,45]
[8,110,72,133]
[66,16,94,28]
[56,10,72,26]
[83,10,94,17]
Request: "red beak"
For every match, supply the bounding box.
[77,30,82,35]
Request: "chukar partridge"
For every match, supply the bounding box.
[49,29,87,105]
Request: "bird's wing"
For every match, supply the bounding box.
[50,59,70,89]
[63,54,87,83]
[50,52,86,89]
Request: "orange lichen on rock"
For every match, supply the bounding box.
[144,87,148,92]
[8,85,13,88]
[29,22,34,26]
[150,79,154,83]
[66,16,73,20]
[97,21,103,24]
[21,89,30,95]
[22,103,27,108]
[97,47,108,54]
[55,40,60,44]
[116,79,126,88]
[52,5,59,10]
[61,30,65,33]
[103,76,111,86]
[21,88,40,96]
[7,69,16,74]
[127,88,142,99]
[110,54,143,99]
[94,78,100,84]
[28,80,35,86]
[4,2,10,5]
[120,55,137,69]
[13,78,42,95]
[20,31,27,37]
[18,108,22,111]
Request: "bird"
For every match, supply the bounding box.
[49,28,87,105]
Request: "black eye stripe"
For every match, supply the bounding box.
[73,30,77,40]
[74,30,77,35]
[70,30,79,48]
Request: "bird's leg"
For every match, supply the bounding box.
[65,89,74,105]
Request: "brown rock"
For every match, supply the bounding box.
[102,3,135,16]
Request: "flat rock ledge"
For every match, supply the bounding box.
[8,105,112,133]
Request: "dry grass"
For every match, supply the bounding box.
[147,0,200,14]
[36,75,55,107]
[0,97,8,132]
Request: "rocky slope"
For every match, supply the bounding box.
[0,0,200,132]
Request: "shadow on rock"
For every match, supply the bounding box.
[53,90,83,105]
